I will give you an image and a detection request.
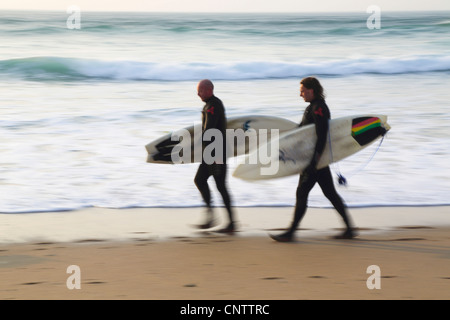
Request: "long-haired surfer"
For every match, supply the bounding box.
[270,77,357,242]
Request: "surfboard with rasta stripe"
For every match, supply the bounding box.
[233,114,390,181]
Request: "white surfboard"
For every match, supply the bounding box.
[146,115,298,164]
[232,115,390,180]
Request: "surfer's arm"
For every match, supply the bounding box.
[312,118,328,165]
[309,104,330,168]
[202,103,223,152]
[203,109,218,132]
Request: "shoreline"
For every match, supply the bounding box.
[1,205,449,245]
[3,202,450,213]
[1,206,449,300]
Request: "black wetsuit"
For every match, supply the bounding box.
[287,99,352,234]
[194,95,234,224]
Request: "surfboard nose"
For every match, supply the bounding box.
[232,163,260,181]
[232,164,248,179]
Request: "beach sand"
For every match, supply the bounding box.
[0,206,449,300]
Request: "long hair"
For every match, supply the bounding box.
[300,77,326,100]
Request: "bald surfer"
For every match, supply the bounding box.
[193,79,236,233]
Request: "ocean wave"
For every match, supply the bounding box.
[1,55,450,81]
[435,20,450,26]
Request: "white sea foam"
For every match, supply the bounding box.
[1,55,450,81]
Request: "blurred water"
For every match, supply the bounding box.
[0,11,449,212]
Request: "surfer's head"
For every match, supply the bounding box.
[197,79,214,102]
[300,77,325,102]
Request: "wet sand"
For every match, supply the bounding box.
[0,206,449,300]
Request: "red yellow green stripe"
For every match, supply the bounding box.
[352,117,381,136]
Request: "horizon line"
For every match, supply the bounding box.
[1,8,450,14]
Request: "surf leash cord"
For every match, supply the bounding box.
[327,120,388,186]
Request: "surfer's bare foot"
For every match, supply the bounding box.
[333,228,358,239]
[269,231,294,242]
[191,209,219,229]
[192,219,218,230]
[213,222,236,234]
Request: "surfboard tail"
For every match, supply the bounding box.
[351,116,389,146]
